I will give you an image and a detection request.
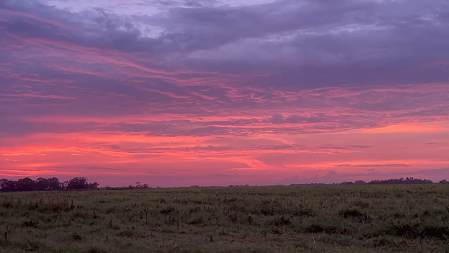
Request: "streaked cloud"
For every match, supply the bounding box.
[0,0,448,186]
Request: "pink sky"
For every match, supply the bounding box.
[1,0,449,187]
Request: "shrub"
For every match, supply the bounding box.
[339,208,366,220]
[72,233,82,241]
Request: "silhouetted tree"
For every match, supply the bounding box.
[17,177,34,191]
[33,177,63,191]
[34,177,48,191]
[87,182,99,189]
[66,177,88,190]
[0,177,98,192]
[48,177,62,190]
[0,179,15,192]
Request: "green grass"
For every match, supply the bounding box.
[0,184,449,252]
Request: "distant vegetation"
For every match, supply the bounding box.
[0,177,98,192]
[291,177,446,186]
[365,177,434,185]
[340,177,437,185]
[1,177,448,192]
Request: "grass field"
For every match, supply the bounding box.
[1,184,449,252]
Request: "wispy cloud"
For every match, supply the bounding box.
[0,0,448,186]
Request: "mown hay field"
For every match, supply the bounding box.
[1,184,449,252]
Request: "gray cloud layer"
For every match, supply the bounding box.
[1,0,449,135]
[2,0,449,63]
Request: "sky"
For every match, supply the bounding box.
[1,0,449,187]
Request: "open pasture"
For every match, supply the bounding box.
[1,184,449,252]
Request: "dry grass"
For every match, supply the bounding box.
[1,184,449,252]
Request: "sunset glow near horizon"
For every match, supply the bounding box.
[1,0,449,187]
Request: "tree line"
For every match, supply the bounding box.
[0,177,98,192]
[2,176,447,192]
[341,177,440,185]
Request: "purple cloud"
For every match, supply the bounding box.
[1,0,449,186]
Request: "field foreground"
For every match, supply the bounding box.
[1,185,449,252]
